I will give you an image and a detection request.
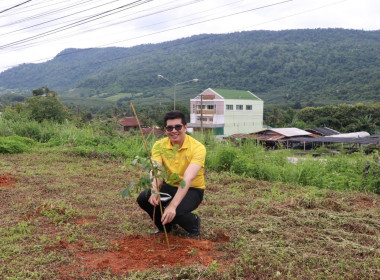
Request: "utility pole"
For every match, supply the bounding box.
[200,95,203,134]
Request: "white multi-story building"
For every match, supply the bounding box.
[188,88,264,136]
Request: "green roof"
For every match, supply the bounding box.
[212,89,261,100]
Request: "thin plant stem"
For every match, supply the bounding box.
[130,101,170,250]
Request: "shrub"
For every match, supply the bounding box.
[0,136,35,154]
[216,146,238,171]
[230,155,254,176]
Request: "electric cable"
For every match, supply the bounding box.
[0,0,153,49]
[1,0,105,17]
[0,0,278,51]
[0,0,124,36]
[0,0,204,51]
[0,0,32,14]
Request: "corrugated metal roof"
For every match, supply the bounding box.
[306,127,340,136]
[253,134,286,141]
[283,136,380,145]
[212,89,261,100]
[255,128,311,137]
[326,131,370,138]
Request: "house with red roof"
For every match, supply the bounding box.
[118,117,142,132]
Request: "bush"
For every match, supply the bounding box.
[230,155,254,176]
[0,136,35,154]
[216,146,238,171]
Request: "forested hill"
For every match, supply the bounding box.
[0,28,379,106]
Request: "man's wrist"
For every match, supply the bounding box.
[170,201,179,208]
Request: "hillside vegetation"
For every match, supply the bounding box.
[0,29,379,108]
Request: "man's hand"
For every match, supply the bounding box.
[161,204,176,225]
[148,193,160,206]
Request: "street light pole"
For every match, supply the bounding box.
[158,75,198,110]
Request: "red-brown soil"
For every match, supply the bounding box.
[0,174,16,187]
[54,234,229,278]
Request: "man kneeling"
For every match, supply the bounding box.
[137,110,206,237]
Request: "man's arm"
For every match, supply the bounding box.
[161,163,201,225]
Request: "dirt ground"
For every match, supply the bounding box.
[53,234,227,278]
[0,168,231,278]
[0,174,16,187]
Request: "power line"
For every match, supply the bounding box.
[0,0,95,28]
[0,0,285,51]
[1,0,103,17]
[0,0,123,36]
[0,0,32,14]
[0,0,202,52]
[0,0,153,50]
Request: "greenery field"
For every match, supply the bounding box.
[1,146,379,279]
[0,115,379,279]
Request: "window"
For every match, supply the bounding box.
[192,104,196,113]
[236,105,243,110]
[197,105,206,110]
[207,105,214,110]
[246,105,252,110]
[226,104,233,110]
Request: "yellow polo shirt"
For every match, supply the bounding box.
[152,135,206,189]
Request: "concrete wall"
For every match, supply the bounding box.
[224,99,264,135]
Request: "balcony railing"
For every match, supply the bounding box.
[187,122,224,128]
[195,109,215,114]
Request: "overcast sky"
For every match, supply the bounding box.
[0,0,379,73]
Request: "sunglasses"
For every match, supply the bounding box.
[165,124,183,132]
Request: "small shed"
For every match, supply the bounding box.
[252,128,312,140]
[250,128,313,149]
[119,117,143,132]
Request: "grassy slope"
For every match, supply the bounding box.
[0,148,379,279]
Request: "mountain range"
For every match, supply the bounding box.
[0,28,379,109]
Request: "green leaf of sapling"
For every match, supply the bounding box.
[179,180,186,188]
[120,182,136,198]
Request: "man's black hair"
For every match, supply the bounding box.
[164,110,187,127]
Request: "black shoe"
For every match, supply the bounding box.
[187,215,201,238]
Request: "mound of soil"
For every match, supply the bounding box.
[57,234,228,278]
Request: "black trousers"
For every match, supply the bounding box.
[137,182,204,233]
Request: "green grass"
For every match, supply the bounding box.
[0,149,379,279]
[2,116,379,194]
[203,138,380,194]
